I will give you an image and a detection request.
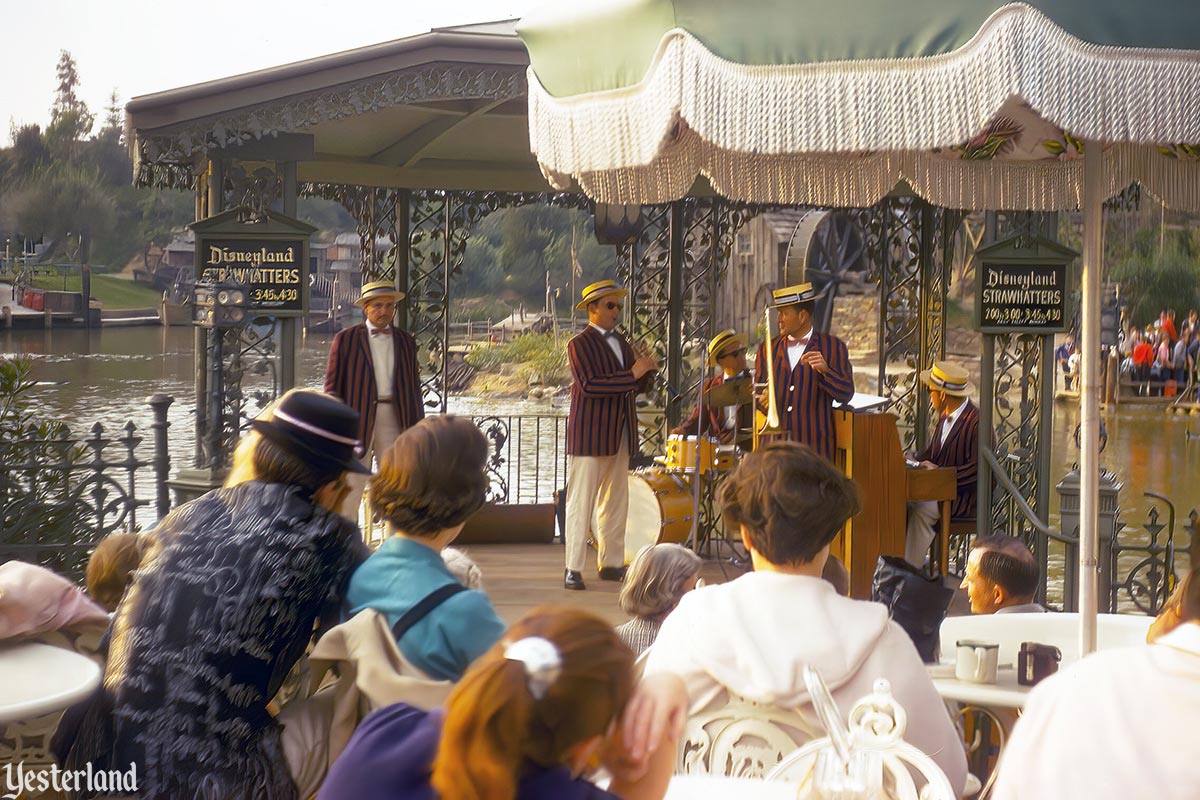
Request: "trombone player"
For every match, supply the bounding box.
[671,329,753,447]
[754,283,855,461]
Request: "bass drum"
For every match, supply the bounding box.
[624,469,695,564]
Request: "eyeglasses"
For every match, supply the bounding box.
[606,301,624,311]
[719,348,746,359]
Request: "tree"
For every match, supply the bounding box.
[8,162,116,263]
[45,50,94,162]
[1109,229,1200,325]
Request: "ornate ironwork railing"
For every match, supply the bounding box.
[1109,494,1197,615]
[0,396,174,581]
[471,413,569,506]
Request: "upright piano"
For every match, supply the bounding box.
[832,409,955,599]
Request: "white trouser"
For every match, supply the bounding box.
[905,499,940,567]
[340,404,403,522]
[564,439,629,573]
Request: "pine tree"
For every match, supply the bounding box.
[45,50,94,161]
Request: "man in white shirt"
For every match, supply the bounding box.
[324,280,424,516]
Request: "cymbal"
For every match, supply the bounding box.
[707,377,754,407]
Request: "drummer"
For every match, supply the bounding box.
[671,329,754,448]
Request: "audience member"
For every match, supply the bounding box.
[318,606,687,800]
[56,389,370,800]
[960,535,1046,614]
[643,441,966,792]
[346,415,505,682]
[0,561,108,647]
[616,544,703,655]
[85,532,149,613]
[991,565,1200,799]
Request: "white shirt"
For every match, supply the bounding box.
[589,322,624,367]
[365,321,395,398]
[938,398,969,446]
[785,333,810,372]
[992,622,1200,800]
[720,370,741,431]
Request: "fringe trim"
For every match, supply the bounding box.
[528,2,1200,200]
[570,140,1200,212]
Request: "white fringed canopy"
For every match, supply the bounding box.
[518,0,1200,653]
[521,2,1200,211]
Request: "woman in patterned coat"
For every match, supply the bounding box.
[57,390,370,799]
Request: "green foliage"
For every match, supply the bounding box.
[459,206,617,301]
[0,356,90,578]
[1109,229,1200,325]
[465,333,570,384]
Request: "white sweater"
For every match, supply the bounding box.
[992,622,1200,799]
[644,571,967,794]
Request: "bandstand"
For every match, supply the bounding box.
[123,6,1200,623]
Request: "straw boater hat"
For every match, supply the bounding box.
[769,282,818,308]
[354,280,406,307]
[919,361,973,397]
[250,389,372,475]
[575,279,628,311]
[707,329,746,366]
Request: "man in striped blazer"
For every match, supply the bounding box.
[563,280,657,591]
[754,283,855,461]
[672,329,753,447]
[324,280,425,515]
[905,361,980,566]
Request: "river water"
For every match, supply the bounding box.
[4,325,1196,605]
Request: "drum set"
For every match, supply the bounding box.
[623,433,744,562]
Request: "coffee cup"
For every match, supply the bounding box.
[1018,642,1062,686]
[955,640,1000,683]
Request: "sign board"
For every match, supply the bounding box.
[198,239,304,311]
[975,235,1077,335]
[190,207,317,318]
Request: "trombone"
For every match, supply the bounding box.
[753,304,785,451]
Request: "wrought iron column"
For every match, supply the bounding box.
[666,203,686,430]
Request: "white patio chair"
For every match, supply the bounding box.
[764,666,957,800]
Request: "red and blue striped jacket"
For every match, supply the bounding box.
[324,322,425,454]
[567,326,641,457]
[754,331,855,461]
[915,399,979,519]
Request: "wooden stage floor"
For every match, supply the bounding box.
[461,542,749,626]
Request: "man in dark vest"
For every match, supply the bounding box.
[905,361,979,566]
[324,280,424,515]
[672,328,753,448]
[563,279,657,590]
[754,283,855,461]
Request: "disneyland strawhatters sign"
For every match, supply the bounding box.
[978,262,1068,333]
[198,239,304,311]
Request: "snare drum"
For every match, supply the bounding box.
[665,434,721,474]
[624,469,695,563]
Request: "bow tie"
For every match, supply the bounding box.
[370,327,392,337]
[603,330,617,338]
[788,336,810,346]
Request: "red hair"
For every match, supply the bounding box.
[431,606,634,799]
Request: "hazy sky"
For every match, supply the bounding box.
[2,0,540,141]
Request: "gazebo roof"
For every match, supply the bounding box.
[126,21,553,193]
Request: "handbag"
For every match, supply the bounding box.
[871,556,954,663]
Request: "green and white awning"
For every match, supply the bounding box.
[518,0,1200,209]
